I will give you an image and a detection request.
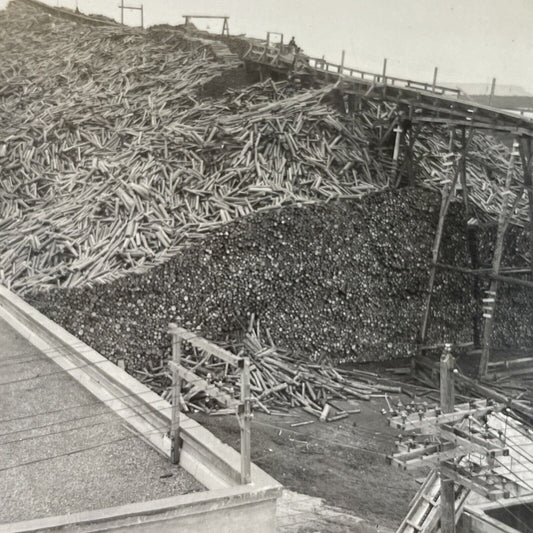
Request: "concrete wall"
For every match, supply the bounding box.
[1,486,279,533]
[0,285,282,533]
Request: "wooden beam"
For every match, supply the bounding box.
[169,324,182,465]
[518,137,533,275]
[168,361,239,408]
[171,327,241,367]
[440,464,509,501]
[419,128,474,344]
[436,262,533,290]
[239,358,252,484]
[479,141,520,377]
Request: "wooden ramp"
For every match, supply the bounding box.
[396,470,470,533]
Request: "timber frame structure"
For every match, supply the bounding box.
[243,38,533,379]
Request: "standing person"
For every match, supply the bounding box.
[288,36,297,54]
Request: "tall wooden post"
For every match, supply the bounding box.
[440,344,455,533]
[489,78,496,106]
[432,67,438,93]
[382,58,388,84]
[120,0,124,24]
[140,4,143,28]
[239,357,252,484]
[479,140,519,377]
[222,17,229,36]
[518,137,533,275]
[169,324,182,464]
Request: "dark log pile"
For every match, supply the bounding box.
[32,188,482,365]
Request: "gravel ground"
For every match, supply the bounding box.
[0,318,203,525]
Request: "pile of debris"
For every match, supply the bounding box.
[140,317,401,417]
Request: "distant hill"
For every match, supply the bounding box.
[449,83,533,97]
[443,83,533,111]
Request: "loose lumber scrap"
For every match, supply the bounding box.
[135,317,379,415]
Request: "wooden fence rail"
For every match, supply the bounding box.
[168,324,252,484]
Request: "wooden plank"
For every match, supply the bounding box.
[170,326,182,464]
[239,357,252,484]
[171,327,241,367]
[168,361,239,408]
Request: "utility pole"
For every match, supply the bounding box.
[440,345,455,533]
[118,2,144,28]
[388,345,512,533]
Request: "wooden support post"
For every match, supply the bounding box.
[382,58,387,85]
[419,130,472,344]
[140,4,143,28]
[169,324,182,464]
[432,67,438,93]
[489,78,496,106]
[222,17,229,36]
[239,357,252,484]
[339,50,345,74]
[440,344,456,533]
[518,137,533,274]
[393,125,403,163]
[479,140,519,377]
[458,126,481,346]
[406,123,421,186]
[120,0,124,24]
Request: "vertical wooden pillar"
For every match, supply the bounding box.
[489,78,496,106]
[479,140,519,377]
[518,137,533,275]
[239,357,252,484]
[120,0,124,24]
[458,126,481,346]
[432,67,438,93]
[140,5,143,28]
[169,323,182,464]
[440,344,455,533]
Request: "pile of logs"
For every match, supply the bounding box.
[33,189,489,364]
[1,0,529,297]
[134,316,400,418]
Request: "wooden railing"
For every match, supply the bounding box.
[307,57,461,97]
[243,37,461,97]
[168,324,252,484]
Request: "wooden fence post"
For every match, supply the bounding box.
[239,357,252,484]
[169,323,182,464]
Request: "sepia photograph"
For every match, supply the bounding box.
[0,1,532,531]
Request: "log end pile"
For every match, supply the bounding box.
[32,188,479,366]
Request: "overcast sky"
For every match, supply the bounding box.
[2,0,532,93]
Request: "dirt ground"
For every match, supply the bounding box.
[192,391,427,531]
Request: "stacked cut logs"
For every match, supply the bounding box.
[1,0,530,297]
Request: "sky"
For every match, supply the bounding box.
[1,0,532,93]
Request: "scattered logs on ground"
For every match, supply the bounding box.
[1,0,531,298]
[133,316,399,418]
